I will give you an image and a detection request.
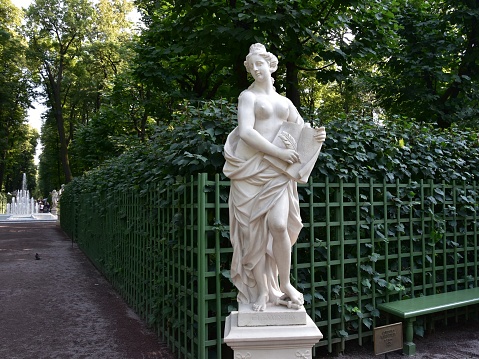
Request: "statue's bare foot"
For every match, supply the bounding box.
[252,294,268,312]
[280,283,304,306]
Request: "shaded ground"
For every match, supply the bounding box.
[0,222,175,359]
[317,319,479,358]
[1,221,479,359]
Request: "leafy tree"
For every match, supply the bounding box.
[64,100,237,194]
[68,68,157,173]
[24,0,134,183]
[0,0,32,191]
[361,0,479,128]
[134,0,427,130]
[38,113,64,196]
[23,0,94,183]
[134,0,368,110]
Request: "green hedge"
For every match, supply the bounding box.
[63,102,479,196]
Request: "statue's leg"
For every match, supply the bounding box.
[268,192,304,306]
[252,256,268,311]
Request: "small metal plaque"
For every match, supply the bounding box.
[374,323,403,355]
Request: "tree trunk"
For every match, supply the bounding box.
[45,63,73,183]
[0,152,5,191]
[436,8,478,129]
[54,110,73,183]
[285,61,301,109]
[234,55,249,93]
[0,125,8,191]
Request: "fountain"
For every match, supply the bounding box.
[0,173,57,222]
[6,174,39,216]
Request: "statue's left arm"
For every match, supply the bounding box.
[286,100,304,126]
[286,98,326,144]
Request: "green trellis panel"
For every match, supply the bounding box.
[59,175,479,358]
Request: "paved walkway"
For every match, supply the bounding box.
[0,222,175,359]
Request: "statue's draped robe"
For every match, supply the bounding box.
[223,127,305,304]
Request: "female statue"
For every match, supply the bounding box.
[224,43,326,311]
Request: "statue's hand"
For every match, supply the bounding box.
[314,126,326,143]
[278,148,300,164]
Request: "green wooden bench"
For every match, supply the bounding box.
[377,287,479,355]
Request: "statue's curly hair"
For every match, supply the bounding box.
[244,43,278,74]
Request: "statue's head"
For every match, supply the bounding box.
[244,43,278,74]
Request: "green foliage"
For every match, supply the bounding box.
[362,0,479,128]
[31,0,479,189]
[65,100,479,196]
[314,114,479,183]
[134,0,369,108]
[25,0,135,183]
[38,115,65,197]
[68,67,158,174]
[0,0,33,192]
[64,100,237,194]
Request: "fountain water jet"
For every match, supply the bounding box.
[6,174,39,216]
[0,173,57,222]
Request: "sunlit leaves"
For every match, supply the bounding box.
[24,0,136,184]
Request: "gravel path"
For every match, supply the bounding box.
[0,222,175,359]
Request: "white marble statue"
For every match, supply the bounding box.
[223,43,326,312]
[51,190,58,209]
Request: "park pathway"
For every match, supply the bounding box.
[0,221,175,359]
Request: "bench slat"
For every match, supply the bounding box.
[378,288,479,318]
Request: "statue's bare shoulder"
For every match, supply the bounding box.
[239,89,256,102]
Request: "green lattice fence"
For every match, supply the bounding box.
[60,175,479,358]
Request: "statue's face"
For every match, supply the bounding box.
[247,54,270,83]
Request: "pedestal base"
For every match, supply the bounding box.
[224,311,322,359]
[237,302,307,326]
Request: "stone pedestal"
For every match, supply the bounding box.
[237,303,307,326]
[224,310,322,359]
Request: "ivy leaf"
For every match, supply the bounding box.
[368,253,380,262]
[362,278,371,288]
[415,325,425,337]
[360,264,374,275]
[362,318,373,329]
[303,293,313,304]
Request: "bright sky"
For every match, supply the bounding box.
[11,0,30,8]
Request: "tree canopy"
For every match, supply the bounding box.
[23,0,135,184]
[365,0,479,128]
[2,0,478,195]
[0,0,37,192]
